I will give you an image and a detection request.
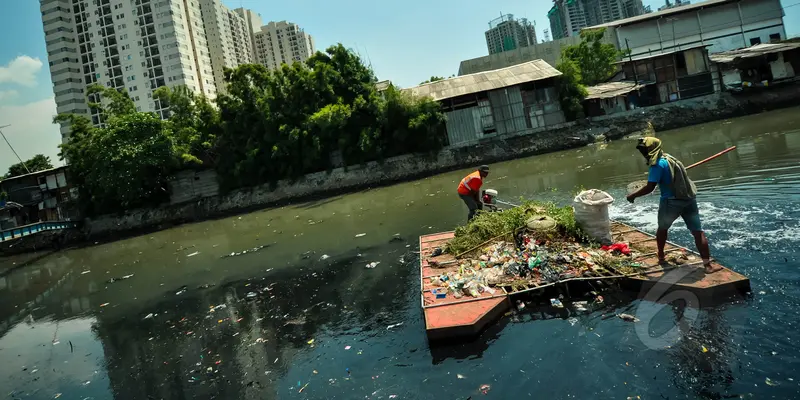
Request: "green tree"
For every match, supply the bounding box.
[5,154,54,178]
[57,85,178,215]
[154,86,221,165]
[56,43,450,207]
[214,44,446,191]
[556,59,588,121]
[561,28,622,86]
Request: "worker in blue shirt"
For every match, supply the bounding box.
[626,137,721,274]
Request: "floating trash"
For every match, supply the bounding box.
[187,251,200,257]
[765,377,780,386]
[618,313,639,322]
[366,262,380,269]
[387,322,403,330]
[355,233,367,238]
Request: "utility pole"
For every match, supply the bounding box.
[0,125,30,174]
[626,38,639,84]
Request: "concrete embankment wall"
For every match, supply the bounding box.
[83,84,800,237]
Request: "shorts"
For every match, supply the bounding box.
[658,198,702,232]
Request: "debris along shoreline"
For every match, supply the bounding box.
[419,199,751,340]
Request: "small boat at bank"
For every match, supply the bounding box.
[419,220,751,341]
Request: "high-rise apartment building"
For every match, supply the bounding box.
[548,0,646,39]
[485,14,538,54]
[233,7,263,62]
[199,0,253,94]
[40,0,242,141]
[658,0,690,11]
[253,21,315,70]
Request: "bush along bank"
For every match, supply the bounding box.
[57,44,447,218]
[80,83,800,238]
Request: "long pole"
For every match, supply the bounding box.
[0,124,30,174]
[626,38,638,84]
[685,145,737,170]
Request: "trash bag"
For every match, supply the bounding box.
[573,189,614,245]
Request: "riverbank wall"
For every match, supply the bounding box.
[28,84,800,241]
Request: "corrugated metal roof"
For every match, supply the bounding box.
[617,44,711,63]
[585,81,650,100]
[586,0,733,29]
[404,60,562,102]
[375,80,392,91]
[709,42,800,64]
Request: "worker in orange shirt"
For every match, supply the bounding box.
[457,165,489,222]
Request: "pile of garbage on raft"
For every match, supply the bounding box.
[428,190,652,299]
[429,232,644,299]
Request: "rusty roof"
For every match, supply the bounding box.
[585,81,650,100]
[617,44,712,63]
[586,0,734,29]
[375,80,392,91]
[405,60,561,102]
[709,42,800,64]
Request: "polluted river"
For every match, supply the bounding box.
[2,106,800,399]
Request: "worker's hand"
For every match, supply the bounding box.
[626,194,636,204]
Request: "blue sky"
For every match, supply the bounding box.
[1,0,799,173]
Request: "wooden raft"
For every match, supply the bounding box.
[419,221,751,340]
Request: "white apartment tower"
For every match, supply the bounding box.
[234,7,263,63]
[548,0,646,39]
[253,21,315,70]
[41,0,223,141]
[198,0,253,93]
[485,14,538,55]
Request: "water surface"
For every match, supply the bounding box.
[2,107,800,399]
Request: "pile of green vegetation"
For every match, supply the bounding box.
[445,201,589,255]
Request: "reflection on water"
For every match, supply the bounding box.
[2,107,800,398]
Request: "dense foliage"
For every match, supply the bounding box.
[57,44,447,215]
[5,154,54,178]
[57,85,179,214]
[561,28,623,86]
[555,28,620,121]
[555,59,588,121]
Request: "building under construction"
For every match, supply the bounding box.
[485,14,538,55]
[548,0,646,39]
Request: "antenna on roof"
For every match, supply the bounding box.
[363,46,374,70]
[0,124,30,174]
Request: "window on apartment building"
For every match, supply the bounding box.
[769,33,781,42]
[750,37,762,46]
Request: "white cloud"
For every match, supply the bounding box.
[0,97,64,173]
[0,90,19,101]
[0,56,44,87]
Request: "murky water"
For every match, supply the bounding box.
[2,107,800,399]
